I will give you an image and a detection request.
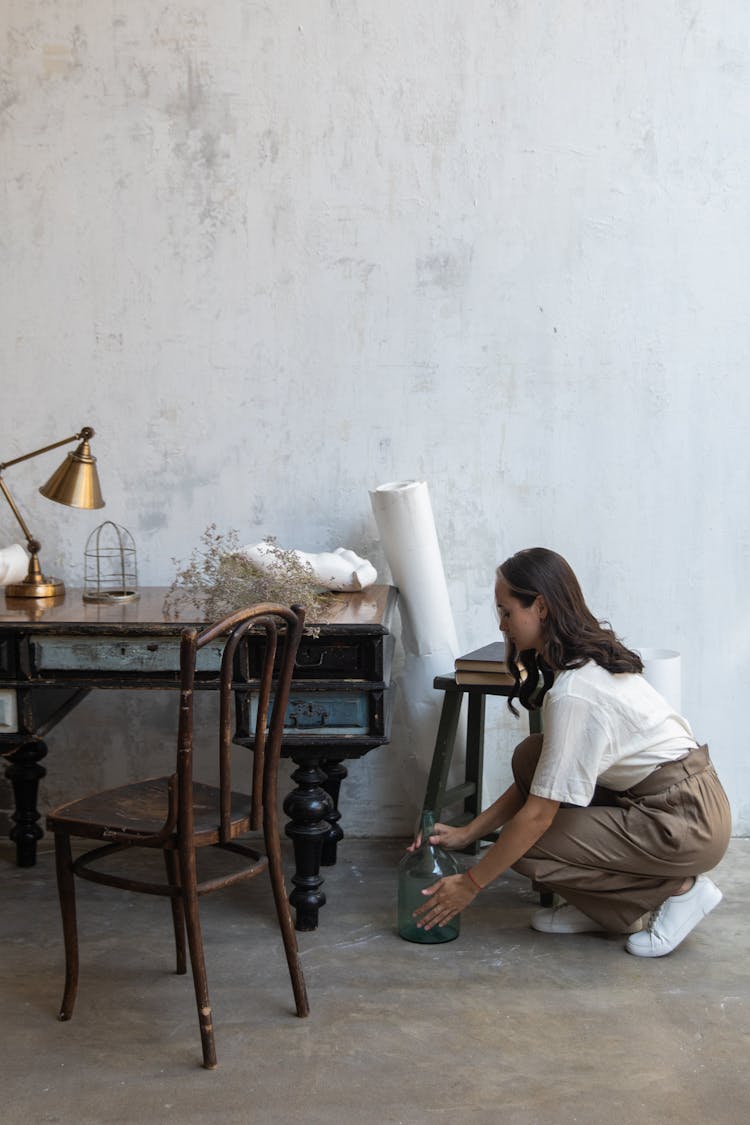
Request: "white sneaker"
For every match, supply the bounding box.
[532,902,643,935]
[626,875,723,958]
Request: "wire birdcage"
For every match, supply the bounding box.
[83,521,139,603]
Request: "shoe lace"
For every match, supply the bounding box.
[646,902,666,933]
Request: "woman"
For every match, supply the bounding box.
[414,547,731,957]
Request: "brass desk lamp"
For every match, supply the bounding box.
[0,425,104,599]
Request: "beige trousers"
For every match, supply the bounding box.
[511,735,732,930]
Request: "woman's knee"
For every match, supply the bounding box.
[511,733,544,794]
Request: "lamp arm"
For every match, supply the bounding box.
[0,475,35,545]
[0,427,94,474]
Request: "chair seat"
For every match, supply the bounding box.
[47,777,252,845]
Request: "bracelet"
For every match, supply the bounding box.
[465,867,483,893]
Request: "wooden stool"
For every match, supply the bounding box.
[422,674,551,903]
[423,674,541,835]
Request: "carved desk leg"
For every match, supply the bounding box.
[5,738,48,867]
[320,758,348,867]
[283,754,334,931]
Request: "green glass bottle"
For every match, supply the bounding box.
[398,810,461,943]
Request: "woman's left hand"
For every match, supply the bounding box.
[412,873,478,931]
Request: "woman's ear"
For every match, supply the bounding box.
[535,595,548,621]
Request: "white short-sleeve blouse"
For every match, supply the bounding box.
[530,661,698,806]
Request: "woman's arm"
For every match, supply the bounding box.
[413,794,560,931]
[429,780,526,850]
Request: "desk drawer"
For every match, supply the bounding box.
[250,690,370,734]
[239,686,391,738]
[30,634,391,682]
[252,635,392,681]
[30,636,224,674]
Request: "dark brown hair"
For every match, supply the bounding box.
[497,547,643,713]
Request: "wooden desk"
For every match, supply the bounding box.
[0,586,397,930]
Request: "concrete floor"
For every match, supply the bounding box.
[3,836,749,1125]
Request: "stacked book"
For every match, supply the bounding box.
[454,641,514,686]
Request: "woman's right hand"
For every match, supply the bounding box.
[429,822,470,850]
[406,822,471,853]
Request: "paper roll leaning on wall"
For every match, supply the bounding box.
[639,647,682,713]
[370,480,462,813]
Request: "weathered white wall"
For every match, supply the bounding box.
[2,2,749,836]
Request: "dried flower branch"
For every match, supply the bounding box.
[163,526,331,623]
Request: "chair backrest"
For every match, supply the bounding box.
[176,603,306,844]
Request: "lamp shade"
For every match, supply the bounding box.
[39,437,104,510]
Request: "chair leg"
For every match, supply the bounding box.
[53,832,79,1021]
[178,847,217,1069]
[163,849,187,975]
[266,841,309,1018]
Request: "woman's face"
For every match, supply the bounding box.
[495,575,546,654]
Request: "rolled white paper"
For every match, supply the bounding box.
[639,647,682,713]
[369,480,459,657]
[370,480,461,810]
[0,543,30,586]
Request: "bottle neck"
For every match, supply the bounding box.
[420,810,436,845]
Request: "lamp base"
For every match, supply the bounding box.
[5,576,65,599]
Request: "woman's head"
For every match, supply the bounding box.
[496,547,642,710]
[497,548,592,663]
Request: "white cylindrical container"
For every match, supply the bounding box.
[639,647,682,713]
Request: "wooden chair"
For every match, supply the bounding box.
[45,603,309,1070]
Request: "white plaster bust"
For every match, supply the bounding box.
[240,542,377,592]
